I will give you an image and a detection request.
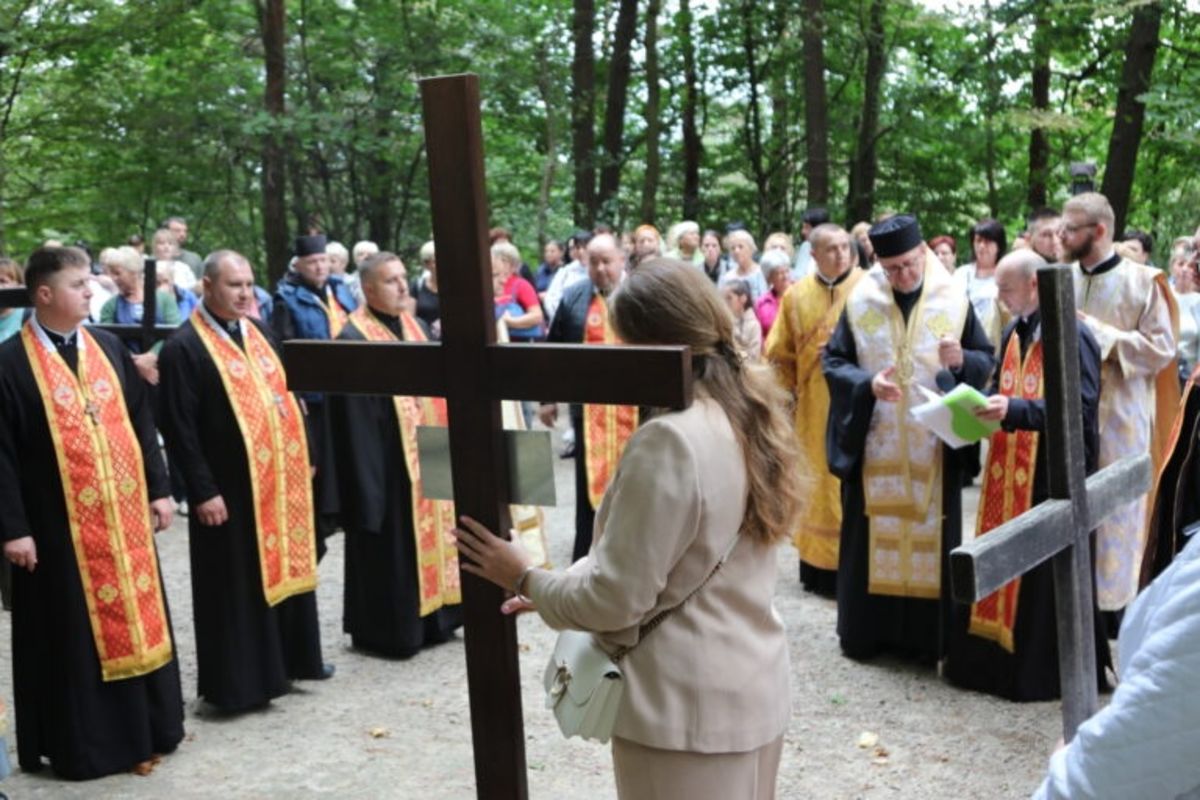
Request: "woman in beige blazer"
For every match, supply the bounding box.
[455,258,801,800]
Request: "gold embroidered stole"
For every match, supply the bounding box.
[846,257,967,598]
[22,324,173,681]
[322,285,350,337]
[784,271,863,568]
[969,334,1043,652]
[190,312,317,606]
[348,308,461,615]
[582,294,639,510]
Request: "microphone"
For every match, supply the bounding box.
[935,369,956,394]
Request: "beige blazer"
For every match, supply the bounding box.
[527,395,791,753]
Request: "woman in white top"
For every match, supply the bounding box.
[454,258,801,800]
[954,218,1007,354]
[718,229,769,302]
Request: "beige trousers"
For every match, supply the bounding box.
[611,734,784,800]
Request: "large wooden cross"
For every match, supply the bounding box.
[949,264,1152,738]
[281,74,694,799]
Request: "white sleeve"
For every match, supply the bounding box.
[1032,549,1200,799]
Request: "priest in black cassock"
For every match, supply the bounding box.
[0,247,184,779]
[944,250,1110,700]
[328,252,462,657]
[822,215,996,663]
[159,250,331,713]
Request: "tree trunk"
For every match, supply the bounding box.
[679,0,702,221]
[571,0,597,228]
[1027,0,1051,211]
[766,0,792,231]
[739,0,769,234]
[535,46,559,248]
[802,0,829,208]
[639,0,661,225]
[983,0,999,218]
[1100,1,1162,234]
[596,0,638,221]
[257,0,289,285]
[846,0,886,223]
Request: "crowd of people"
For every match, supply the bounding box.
[0,196,1199,797]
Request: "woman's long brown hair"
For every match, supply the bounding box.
[611,258,801,545]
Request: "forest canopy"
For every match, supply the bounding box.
[0,0,1196,279]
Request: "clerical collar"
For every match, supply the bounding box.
[370,308,401,325]
[815,268,852,288]
[202,303,243,336]
[30,314,83,352]
[198,303,244,340]
[368,307,404,338]
[1080,250,1121,277]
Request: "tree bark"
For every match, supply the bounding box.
[639,0,661,225]
[802,0,830,208]
[740,0,770,234]
[596,0,638,221]
[571,0,597,228]
[983,0,999,219]
[535,46,559,247]
[679,0,702,221]
[846,0,886,223]
[1027,0,1051,211]
[1101,1,1162,235]
[257,0,289,285]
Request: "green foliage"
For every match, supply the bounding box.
[0,0,1197,270]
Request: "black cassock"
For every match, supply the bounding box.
[944,313,1111,700]
[158,317,325,712]
[1143,375,1200,585]
[822,289,995,662]
[327,314,462,658]
[0,328,184,779]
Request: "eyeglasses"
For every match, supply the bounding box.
[881,255,923,276]
[1057,222,1097,237]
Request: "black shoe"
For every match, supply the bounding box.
[317,662,336,680]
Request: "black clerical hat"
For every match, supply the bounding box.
[294,234,327,257]
[868,215,923,258]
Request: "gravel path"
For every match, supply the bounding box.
[0,432,1062,799]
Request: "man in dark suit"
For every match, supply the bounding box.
[538,233,629,560]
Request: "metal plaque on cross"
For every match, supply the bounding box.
[281,73,694,800]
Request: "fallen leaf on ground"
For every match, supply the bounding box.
[857,731,879,749]
[369,726,390,738]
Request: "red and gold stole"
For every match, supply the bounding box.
[190,310,317,606]
[323,285,350,338]
[22,323,173,681]
[582,293,639,510]
[347,307,461,615]
[969,331,1044,652]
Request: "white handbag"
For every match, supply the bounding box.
[541,534,740,743]
[543,629,624,743]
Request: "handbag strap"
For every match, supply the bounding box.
[611,532,741,664]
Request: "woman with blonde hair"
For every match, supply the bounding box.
[455,258,800,799]
[718,229,768,302]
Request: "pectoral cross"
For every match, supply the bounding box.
[84,400,101,424]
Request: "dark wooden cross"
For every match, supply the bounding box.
[949,264,1152,738]
[0,256,174,350]
[281,73,694,800]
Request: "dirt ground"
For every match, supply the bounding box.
[0,431,1065,799]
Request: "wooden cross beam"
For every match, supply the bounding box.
[949,264,1152,738]
[0,257,174,349]
[282,73,693,800]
